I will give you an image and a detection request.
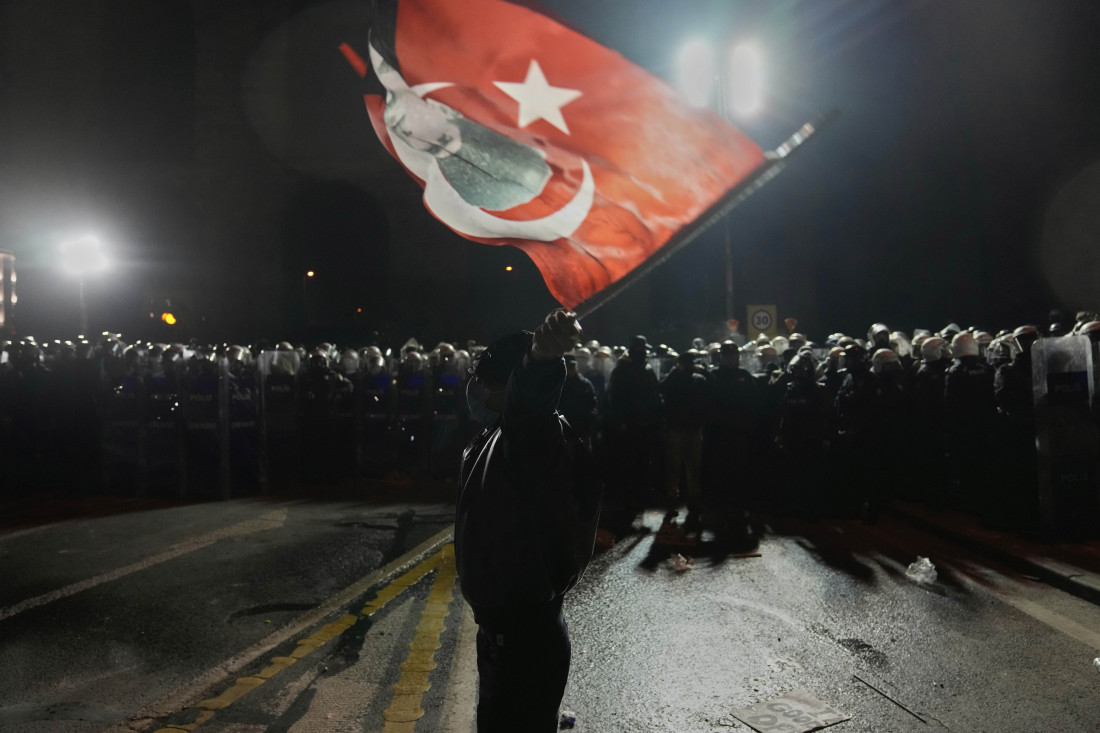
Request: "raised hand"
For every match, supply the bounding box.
[530,309,583,361]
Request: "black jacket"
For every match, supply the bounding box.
[659,367,710,430]
[455,353,603,612]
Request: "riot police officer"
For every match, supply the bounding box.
[705,342,760,510]
[913,336,950,502]
[775,353,828,516]
[945,331,996,508]
[394,348,433,477]
[299,349,353,484]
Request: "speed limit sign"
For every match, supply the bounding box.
[747,304,778,338]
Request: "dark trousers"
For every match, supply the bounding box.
[473,597,570,733]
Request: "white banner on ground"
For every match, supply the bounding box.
[732,689,849,733]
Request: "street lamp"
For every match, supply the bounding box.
[723,42,765,118]
[60,235,107,336]
[0,251,14,333]
[677,39,715,108]
[302,269,316,328]
[678,38,765,117]
[677,38,765,325]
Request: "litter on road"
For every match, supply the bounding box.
[732,689,849,733]
[905,556,937,584]
[668,553,694,572]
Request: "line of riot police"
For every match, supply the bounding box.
[0,336,479,500]
[576,314,1100,539]
[2,312,1098,539]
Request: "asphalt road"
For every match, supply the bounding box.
[0,493,455,733]
[2,497,1099,733]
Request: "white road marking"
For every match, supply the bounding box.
[846,517,1100,654]
[952,563,1100,652]
[0,509,288,623]
[0,521,72,542]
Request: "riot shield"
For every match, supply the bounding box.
[257,351,300,491]
[429,369,464,480]
[394,370,432,475]
[57,358,103,491]
[1033,335,1099,537]
[360,370,396,477]
[330,374,359,480]
[101,374,143,495]
[228,362,260,496]
[182,363,224,499]
[297,367,342,484]
[144,371,184,497]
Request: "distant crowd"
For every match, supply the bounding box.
[2,309,1099,536]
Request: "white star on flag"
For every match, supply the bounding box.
[494,59,582,135]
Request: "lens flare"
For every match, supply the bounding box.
[677,39,715,108]
[725,43,764,118]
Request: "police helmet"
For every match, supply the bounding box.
[890,331,912,358]
[787,353,815,381]
[1079,321,1100,343]
[870,348,902,374]
[951,332,979,358]
[868,323,890,346]
[1011,325,1040,352]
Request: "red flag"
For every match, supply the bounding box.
[352,0,765,310]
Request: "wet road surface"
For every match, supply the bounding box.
[2,498,1099,732]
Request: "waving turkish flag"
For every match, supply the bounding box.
[347,0,766,310]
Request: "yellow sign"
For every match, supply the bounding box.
[747,304,777,339]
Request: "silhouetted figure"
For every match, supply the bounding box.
[455,309,601,733]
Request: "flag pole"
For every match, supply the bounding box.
[573,108,840,320]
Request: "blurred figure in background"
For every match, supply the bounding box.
[558,354,598,447]
[606,335,661,513]
[705,342,759,512]
[658,351,710,522]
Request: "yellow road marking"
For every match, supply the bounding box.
[152,544,454,733]
[382,544,458,732]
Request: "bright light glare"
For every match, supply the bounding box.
[677,39,715,108]
[306,270,315,278]
[725,43,764,117]
[61,235,107,275]
[161,312,177,325]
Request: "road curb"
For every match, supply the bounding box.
[888,505,1100,607]
[105,523,456,733]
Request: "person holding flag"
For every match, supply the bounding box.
[341,1,830,726]
[455,308,602,731]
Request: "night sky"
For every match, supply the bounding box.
[2,0,1099,348]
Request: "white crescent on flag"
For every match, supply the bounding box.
[368,44,595,243]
